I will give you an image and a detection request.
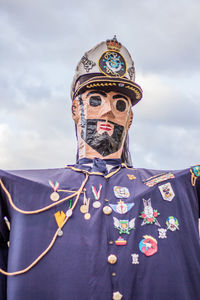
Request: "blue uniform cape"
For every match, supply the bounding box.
[0,162,200,300]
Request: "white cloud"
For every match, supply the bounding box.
[0,0,199,170]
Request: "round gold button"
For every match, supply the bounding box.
[112,272,116,277]
[107,254,117,264]
[103,206,112,215]
[109,240,114,245]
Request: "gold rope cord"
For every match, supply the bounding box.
[0,173,89,276]
[0,180,79,215]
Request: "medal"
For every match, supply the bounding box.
[54,211,66,236]
[66,209,73,218]
[92,184,102,209]
[80,204,88,213]
[84,212,91,220]
[58,229,63,236]
[50,191,60,201]
[49,180,60,201]
[81,190,91,220]
[93,201,101,208]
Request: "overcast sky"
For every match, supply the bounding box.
[0,0,199,171]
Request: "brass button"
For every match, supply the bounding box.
[112,272,116,277]
[109,240,114,245]
[104,198,109,202]
[113,291,123,300]
[108,254,117,264]
[103,206,112,215]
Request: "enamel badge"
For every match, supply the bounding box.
[115,236,127,246]
[139,198,160,226]
[131,254,139,264]
[158,228,167,239]
[166,216,179,231]
[113,216,135,234]
[109,200,134,214]
[139,235,158,256]
[113,186,130,198]
[158,182,175,201]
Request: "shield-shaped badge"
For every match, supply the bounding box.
[158,182,175,201]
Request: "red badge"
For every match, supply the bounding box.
[139,235,158,256]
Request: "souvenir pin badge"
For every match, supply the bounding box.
[139,235,158,256]
[166,216,179,231]
[139,198,161,227]
[115,236,127,246]
[158,182,175,201]
[110,200,134,214]
[113,216,135,234]
[54,211,66,236]
[158,228,167,239]
[131,254,139,264]
[92,184,102,208]
[49,180,60,201]
[127,174,136,180]
[113,186,130,198]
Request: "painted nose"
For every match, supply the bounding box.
[100,101,115,118]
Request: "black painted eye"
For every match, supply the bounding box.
[89,96,102,107]
[116,100,126,112]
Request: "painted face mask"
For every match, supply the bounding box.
[72,90,133,160]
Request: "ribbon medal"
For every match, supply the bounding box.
[49,180,60,201]
[113,216,135,234]
[113,186,130,198]
[140,198,160,226]
[158,182,175,201]
[166,216,179,231]
[92,184,102,208]
[139,235,158,256]
[110,200,134,214]
[54,211,66,236]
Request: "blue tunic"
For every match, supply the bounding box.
[0,162,200,300]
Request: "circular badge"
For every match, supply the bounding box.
[98,51,126,77]
[50,191,60,202]
[93,201,101,208]
[139,235,158,256]
[84,213,91,220]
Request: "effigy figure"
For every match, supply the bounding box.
[0,37,200,300]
